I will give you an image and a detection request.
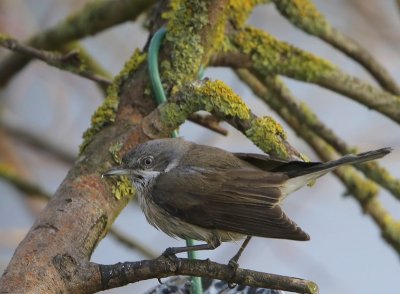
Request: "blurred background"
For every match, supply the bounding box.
[0,1,399,293]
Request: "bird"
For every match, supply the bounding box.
[103,138,391,255]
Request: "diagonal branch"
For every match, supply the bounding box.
[215,27,400,124]
[272,0,400,95]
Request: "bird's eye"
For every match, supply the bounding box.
[141,156,154,168]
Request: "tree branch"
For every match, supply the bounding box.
[215,27,400,124]
[2,2,272,292]
[272,0,400,95]
[0,34,112,87]
[141,79,303,160]
[0,0,154,86]
[49,256,318,293]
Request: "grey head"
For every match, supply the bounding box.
[103,138,191,188]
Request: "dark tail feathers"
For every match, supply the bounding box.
[281,147,392,178]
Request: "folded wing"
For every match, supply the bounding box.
[151,166,309,241]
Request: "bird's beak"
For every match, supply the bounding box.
[102,168,135,178]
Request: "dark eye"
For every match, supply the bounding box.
[141,156,154,168]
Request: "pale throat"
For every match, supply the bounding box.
[131,169,160,195]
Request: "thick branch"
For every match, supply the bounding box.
[0,0,154,86]
[0,1,247,292]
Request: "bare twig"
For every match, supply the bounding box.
[0,165,49,201]
[57,257,318,293]
[188,113,228,136]
[2,120,76,165]
[108,227,157,259]
[0,35,112,87]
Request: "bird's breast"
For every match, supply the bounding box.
[137,189,244,243]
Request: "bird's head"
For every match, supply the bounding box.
[102,138,188,187]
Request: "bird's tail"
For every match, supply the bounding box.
[278,147,392,196]
[286,147,392,178]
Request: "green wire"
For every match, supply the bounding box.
[148,27,203,294]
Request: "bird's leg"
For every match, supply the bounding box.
[163,236,221,256]
[228,236,252,269]
[227,236,252,289]
[162,239,221,256]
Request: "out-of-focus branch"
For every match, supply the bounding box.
[272,0,400,95]
[261,76,400,201]
[188,113,228,136]
[0,164,49,201]
[108,227,157,259]
[212,27,400,124]
[235,69,400,255]
[0,34,112,87]
[2,120,76,165]
[0,0,155,86]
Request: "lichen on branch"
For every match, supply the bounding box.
[230,26,336,81]
[145,79,293,159]
[272,0,329,35]
[80,49,146,153]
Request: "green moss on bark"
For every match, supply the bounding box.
[232,26,335,81]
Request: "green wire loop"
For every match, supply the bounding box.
[148,27,203,294]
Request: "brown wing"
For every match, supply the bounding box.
[151,166,309,241]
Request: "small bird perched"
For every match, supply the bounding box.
[103,138,391,254]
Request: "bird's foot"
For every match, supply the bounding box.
[227,258,239,289]
[161,247,179,264]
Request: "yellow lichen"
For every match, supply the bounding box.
[228,0,269,28]
[272,0,330,35]
[80,49,146,153]
[108,142,124,164]
[232,26,335,82]
[340,166,379,203]
[162,0,208,90]
[307,281,319,294]
[246,116,289,159]
[111,176,135,200]
[160,79,251,129]
[194,80,251,119]
[107,142,135,200]
[0,33,9,42]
